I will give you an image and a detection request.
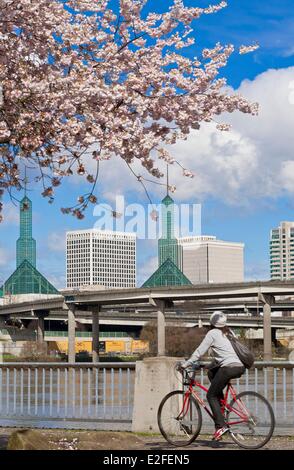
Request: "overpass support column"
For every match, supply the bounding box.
[259,294,275,362]
[157,304,165,357]
[92,306,101,363]
[67,306,76,363]
[158,302,166,357]
[149,299,166,357]
[36,312,47,354]
[263,302,272,361]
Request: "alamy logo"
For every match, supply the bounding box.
[92,196,202,240]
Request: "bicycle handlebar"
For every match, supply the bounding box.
[177,362,206,372]
[178,362,207,384]
[189,362,206,371]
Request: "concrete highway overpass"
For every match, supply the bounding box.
[1,280,294,361]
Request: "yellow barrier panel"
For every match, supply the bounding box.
[47,338,150,355]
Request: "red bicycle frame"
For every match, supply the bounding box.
[179,377,250,427]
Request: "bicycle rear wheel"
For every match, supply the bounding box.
[157,390,202,447]
[226,391,275,449]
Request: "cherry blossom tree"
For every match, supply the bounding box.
[0,0,258,220]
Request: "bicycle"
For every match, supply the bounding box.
[157,363,275,449]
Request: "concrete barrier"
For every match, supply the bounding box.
[132,356,182,433]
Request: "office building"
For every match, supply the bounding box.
[178,236,244,284]
[66,229,136,289]
[270,221,294,280]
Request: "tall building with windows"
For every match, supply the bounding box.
[66,229,136,289]
[270,222,294,280]
[178,236,244,284]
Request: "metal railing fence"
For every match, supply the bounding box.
[44,331,132,338]
[0,362,135,430]
[0,361,294,434]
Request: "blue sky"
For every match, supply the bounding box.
[1,0,294,288]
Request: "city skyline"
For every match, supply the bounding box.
[1,187,293,289]
[0,187,282,289]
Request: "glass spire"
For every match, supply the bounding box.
[16,196,36,268]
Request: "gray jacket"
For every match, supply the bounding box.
[183,328,243,368]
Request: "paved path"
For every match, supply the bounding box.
[0,428,293,450]
[141,435,294,450]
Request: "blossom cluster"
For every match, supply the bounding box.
[0,0,259,219]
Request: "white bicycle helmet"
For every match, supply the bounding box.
[210,311,227,328]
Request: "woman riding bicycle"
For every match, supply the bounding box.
[179,311,246,441]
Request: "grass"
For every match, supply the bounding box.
[3,354,17,361]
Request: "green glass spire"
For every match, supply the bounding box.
[0,188,58,297]
[142,169,192,287]
[16,196,36,268]
[159,194,181,268]
[142,258,192,287]
[4,259,59,296]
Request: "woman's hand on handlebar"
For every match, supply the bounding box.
[175,361,186,372]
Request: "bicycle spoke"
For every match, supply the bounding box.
[226,391,275,449]
[158,390,202,446]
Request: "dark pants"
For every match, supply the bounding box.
[207,365,245,429]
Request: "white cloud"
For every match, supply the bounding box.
[1,203,19,226]
[0,247,9,267]
[47,232,66,252]
[164,67,294,205]
[165,125,259,204]
[137,254,158,286]
[245,261,269,282]
[72,67,294,210]
[279,160,294,193]
[283,47,294,58]
[46,273,66,290]
[0,244,15,283]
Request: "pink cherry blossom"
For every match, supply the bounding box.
[150,209,159,221]
[239,44,260,55]
[0,0,259,219]
[183,169,195,178]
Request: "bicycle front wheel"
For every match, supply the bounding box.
[226,391,275,449]
[157,390,202,447]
